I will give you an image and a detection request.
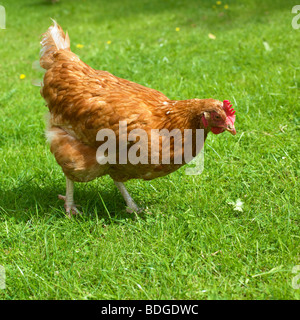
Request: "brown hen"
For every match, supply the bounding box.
[40,21,236,216]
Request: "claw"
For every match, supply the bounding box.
[58,194,81,218]
[126,206,143,214]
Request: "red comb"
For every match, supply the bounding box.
[223,100,236,123]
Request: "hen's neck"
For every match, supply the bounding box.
[159,99,208,133]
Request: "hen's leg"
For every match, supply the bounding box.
[114,181,141,213]
[58,176,81,217]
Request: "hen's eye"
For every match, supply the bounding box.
[215,115,221,120]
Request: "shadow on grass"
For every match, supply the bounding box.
[0,182,144,223]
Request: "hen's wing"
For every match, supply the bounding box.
[42,50,170,147]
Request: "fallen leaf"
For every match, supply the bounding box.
[228,198,244,212]
[263,41,271,51]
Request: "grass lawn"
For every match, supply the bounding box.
[0,0,299,299]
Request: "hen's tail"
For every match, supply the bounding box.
[40,20,70,70]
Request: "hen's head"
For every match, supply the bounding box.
[200,99,236,135]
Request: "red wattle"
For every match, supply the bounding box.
[211,127,224,134]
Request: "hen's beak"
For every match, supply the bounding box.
[226,124,236,135]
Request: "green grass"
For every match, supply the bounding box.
[0,0,299,299]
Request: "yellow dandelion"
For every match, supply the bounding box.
[208,33,216,40]
[175,27,180,32]
[216,1,222,5]
[107,40,112,44]
[76,44,84,49]
[19,74,26,80]
[224,4,229,9]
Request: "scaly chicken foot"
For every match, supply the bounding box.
[114,181,142,214]
[58,177,81,217]
[58,195,81,217]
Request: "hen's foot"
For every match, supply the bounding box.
[126,205,143,214]
[58,194,81,217]
[114,181,143,215]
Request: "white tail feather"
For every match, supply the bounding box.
[40,19,70,70]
